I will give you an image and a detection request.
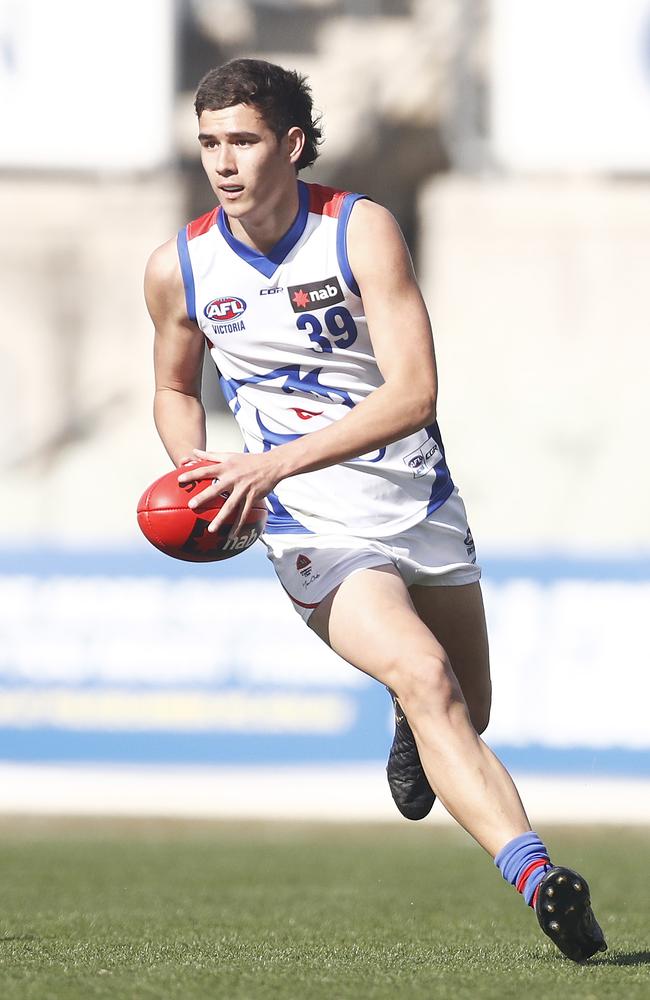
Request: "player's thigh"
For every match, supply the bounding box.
[308,564,463,705]
[408,581,491,732]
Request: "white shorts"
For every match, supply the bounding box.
[263,488,481,622]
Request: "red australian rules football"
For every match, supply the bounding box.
[137,461,268,562]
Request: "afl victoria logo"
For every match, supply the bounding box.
[204,296,247,322]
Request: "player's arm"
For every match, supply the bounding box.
[145,239,207,467]
[180,201,438,533]
[271,199,439,468]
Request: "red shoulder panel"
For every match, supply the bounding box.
[307,183,349,218]
[187,207,219,241]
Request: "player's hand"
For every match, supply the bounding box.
[177,448,281,537]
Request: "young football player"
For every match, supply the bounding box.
[145,58,606,963]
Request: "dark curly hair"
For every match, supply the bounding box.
[195,59,322,171]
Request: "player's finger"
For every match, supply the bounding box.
[178,463,221,484]
[192,449,234,462]
[230,495,254,539]
[186,480,230,510]
[207,491,242,534]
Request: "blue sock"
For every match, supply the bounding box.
[495,832,552,906]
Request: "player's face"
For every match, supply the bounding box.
[198,104,301,222]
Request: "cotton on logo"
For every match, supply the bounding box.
[204,296,247,321]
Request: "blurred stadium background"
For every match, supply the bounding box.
[0,0,649,824]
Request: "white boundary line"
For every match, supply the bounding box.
[0,764,648,824]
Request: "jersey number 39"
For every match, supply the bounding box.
[297,306,358,353]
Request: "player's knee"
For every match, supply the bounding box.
[390,651,460,716]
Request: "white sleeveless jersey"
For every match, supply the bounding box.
[177,180,454,538]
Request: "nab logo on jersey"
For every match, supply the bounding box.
[287,276,344,313]
[204,296,247,322]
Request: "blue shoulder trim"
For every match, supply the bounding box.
[336,193,368,297]
[265,491,314,535]
[176,227,196,323]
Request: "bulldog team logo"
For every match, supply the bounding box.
[287,276,344,312]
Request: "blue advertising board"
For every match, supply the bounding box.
[0,545,648,776]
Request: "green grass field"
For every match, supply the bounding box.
[0,818,647,1000]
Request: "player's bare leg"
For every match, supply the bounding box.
[309,564,530,857]
[309,564,607,960]
[409,581,491,736]
[385,581,492,820]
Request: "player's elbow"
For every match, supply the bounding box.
[384,372,436,431]
[154,383,202,404]
[409,389,437,430]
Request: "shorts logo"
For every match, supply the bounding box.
[296,554,312,576]
[204,296,247,322]
[295,552,321,588]
[404,438,441,478]
[464,528,476,561]
[287,276,344,312]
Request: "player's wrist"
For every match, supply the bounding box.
[175,448,206,468]
[268,439,308,481]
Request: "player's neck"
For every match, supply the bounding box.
[226,182,300,256]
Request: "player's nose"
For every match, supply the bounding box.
[215,146,236,175]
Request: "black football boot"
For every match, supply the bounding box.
[535,866,608,962]
[385,689,436,820]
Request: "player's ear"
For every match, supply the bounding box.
[286,126,305,166]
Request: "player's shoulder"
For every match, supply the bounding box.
[145,236,181,289]
[145,235,188,310]
[144,236,186,322]
[303,180,403,254]
[346,198,408,277]
[303,182,393,227]
[347,197,402,240]
[147,205,221,297]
